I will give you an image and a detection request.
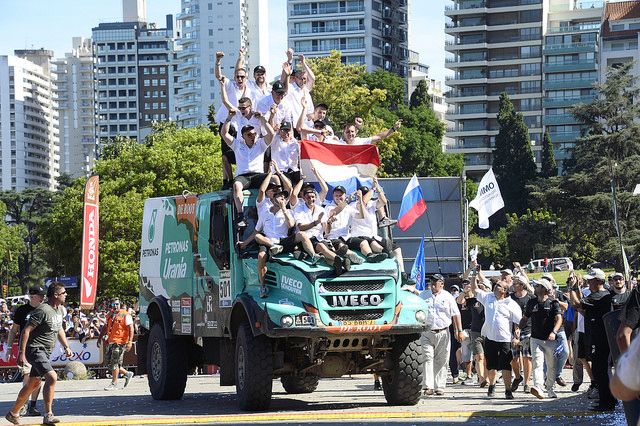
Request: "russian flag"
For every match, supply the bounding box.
[397,175,427,232]
[300,140,380,197]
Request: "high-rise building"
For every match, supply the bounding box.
[175,0,269,128]
[92,2,176,143]
[444,0,545,178]
[543,1,602,172]
[0,50,59,191]
[600,1,640,78]
[53,37,97,178]
[287,0,409,76]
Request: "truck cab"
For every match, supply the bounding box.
[137,189,428,410]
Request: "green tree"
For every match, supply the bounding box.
[0,201,27,295]
[359,69,406,109]
[409,80,432,109]
[492,93,537,216]
[40,124,222,299]
[540,130,557,178]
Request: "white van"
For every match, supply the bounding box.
[527,258,573,272]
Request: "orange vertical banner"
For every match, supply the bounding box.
[80,175,99,309]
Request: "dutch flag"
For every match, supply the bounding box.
[397,175,427,232]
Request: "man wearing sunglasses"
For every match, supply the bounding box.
[6,282,72,426]
[97,298,135,391]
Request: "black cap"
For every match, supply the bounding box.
[430,273,445,282]
[274,189,289,198]
[254,65,266,74]
[359,185,370,195]
[302,183,316,194]
[313,120,326,129]
[266,183,281,192]
[333,185,347,194]
[29,285,47,296]
[280,121,293,131]
[272,81,286,94]
[241,124,256,135]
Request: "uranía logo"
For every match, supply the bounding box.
[148,209,158,243]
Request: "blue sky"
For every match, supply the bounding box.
[0,0,447,81]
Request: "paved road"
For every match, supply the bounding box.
[0,370,626,425]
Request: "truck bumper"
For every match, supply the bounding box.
[262,323,428,338]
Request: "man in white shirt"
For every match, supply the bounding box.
[270,121,301,184]
[471,274,522,399]
[419,274,464,396]
[339,120,402,145]
[256,81,293,130]
[321,183,363,266]
[292,184,348,275]
[220,111,275,228]
[284,69,314,127]
[248,65,271,98]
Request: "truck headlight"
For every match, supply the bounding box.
[415,310,427,324]
[280,315,294,328]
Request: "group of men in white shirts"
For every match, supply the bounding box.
[215,48,407,297]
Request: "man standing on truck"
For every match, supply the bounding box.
[97,298,135,391]
[5,282,72,426]
[221,110,276,228]
[4,286,46,417]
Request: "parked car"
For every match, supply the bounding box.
[527,257,574,272]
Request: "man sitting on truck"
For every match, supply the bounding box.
[221,110,276,229]
[254,187,322,298]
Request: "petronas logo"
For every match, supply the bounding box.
[148,209,158,243]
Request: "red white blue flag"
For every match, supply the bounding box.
[397,175,427,232]
[300,140,380,197]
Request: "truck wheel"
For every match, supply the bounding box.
[147,323,188,400]
[280,375,319,394]
[381,334,423,405]
[235,324,273,411]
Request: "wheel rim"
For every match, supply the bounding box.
[151,341,162,382]
[237,344,246,390]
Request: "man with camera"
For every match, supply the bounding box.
[97,298,134,391]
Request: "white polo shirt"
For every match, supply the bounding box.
[256,94,293,126]
[350,200,378,238]
[419,289,461,330]
[324,203,354,240]
[215,79,258,123]
[338,137,373,146]
[475,289,522,343]
[283,82,313,125]
[231,137,269,176]
[293,201,326,240]
[256,208,289,243]
[270,135,300,172]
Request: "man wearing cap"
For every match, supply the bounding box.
[509,274,533,394]
[248,64,271,97]
[471,275,522,399]
[520,279,563,399]
[256,80,293,130]
[543,274,571,388]
[347,186,390,263]
[500,268,514,289]
[292,184,349,275]
[570,268,617,411]
[97,298,135,391]
[6,282,72,426]
[419,274,463,396]
[283,68,314,128]
[609,272,630,311]
[323,184,366,266]
[270,120,301,185]
[4,286,46,417]
[221,109,275,228]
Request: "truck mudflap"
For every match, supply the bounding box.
[259,302,427,338]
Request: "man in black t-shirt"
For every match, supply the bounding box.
[520,279,562,399]
[570,268,616,412]
[460,283,487,386]
[510,275,533,393]
[4,286,46,417]
[617,283,639,352]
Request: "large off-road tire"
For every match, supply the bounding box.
[235,324,273,411]
[280,375,319,394]
[381,334,423,405]
[147,323,188,400]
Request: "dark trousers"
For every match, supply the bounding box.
[592,339,616,408]
[449,329,461,378]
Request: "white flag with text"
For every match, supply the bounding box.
[469,168,505,229]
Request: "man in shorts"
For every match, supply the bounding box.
[4,286,46,417]
[97,298,134,390]
[6,282,72,426]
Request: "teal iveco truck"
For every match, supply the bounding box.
[137,190,428,411]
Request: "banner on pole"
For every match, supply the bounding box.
[80,176,99,309]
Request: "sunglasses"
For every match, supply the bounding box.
[235,75,246,79]
[238,105,250,110]
[56,291,67,296]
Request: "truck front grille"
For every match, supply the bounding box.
[328,309,385,322]
[322,280,385,293]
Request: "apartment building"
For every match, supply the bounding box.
[287,0,409,77]
[0,51,59,190]
[175,0,268,128]
[53,37,96,178]
[600,1,640,78]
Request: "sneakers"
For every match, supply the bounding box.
[378,217,397,228]
[124,371,134,388]
[25,405,41,417]
[42,414,60,425]
[487,385,496,397]
[104,381,118,391]
[530,386,544,399]
[366,252,388,263]
[587,384,599,399]
[523,384,530,393]
[18,404,27,417]
[547,389,558,399]
[235,214,247,230]
[571,382,581,392]
[422,388,434,396]
[5,412,20,425]
[435,389,445,396]
[479,379,488,388]
[556,377,566,387]
[308,254,323,265]
[511,376,523,392]
[452,377,459,385]
[345,250,364,265]
[333,256,345,276]
[401,272,416,286]
[374,380,382,390]
[505,389,514,400]
[269,244,284,256]
[259,284,268,299]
